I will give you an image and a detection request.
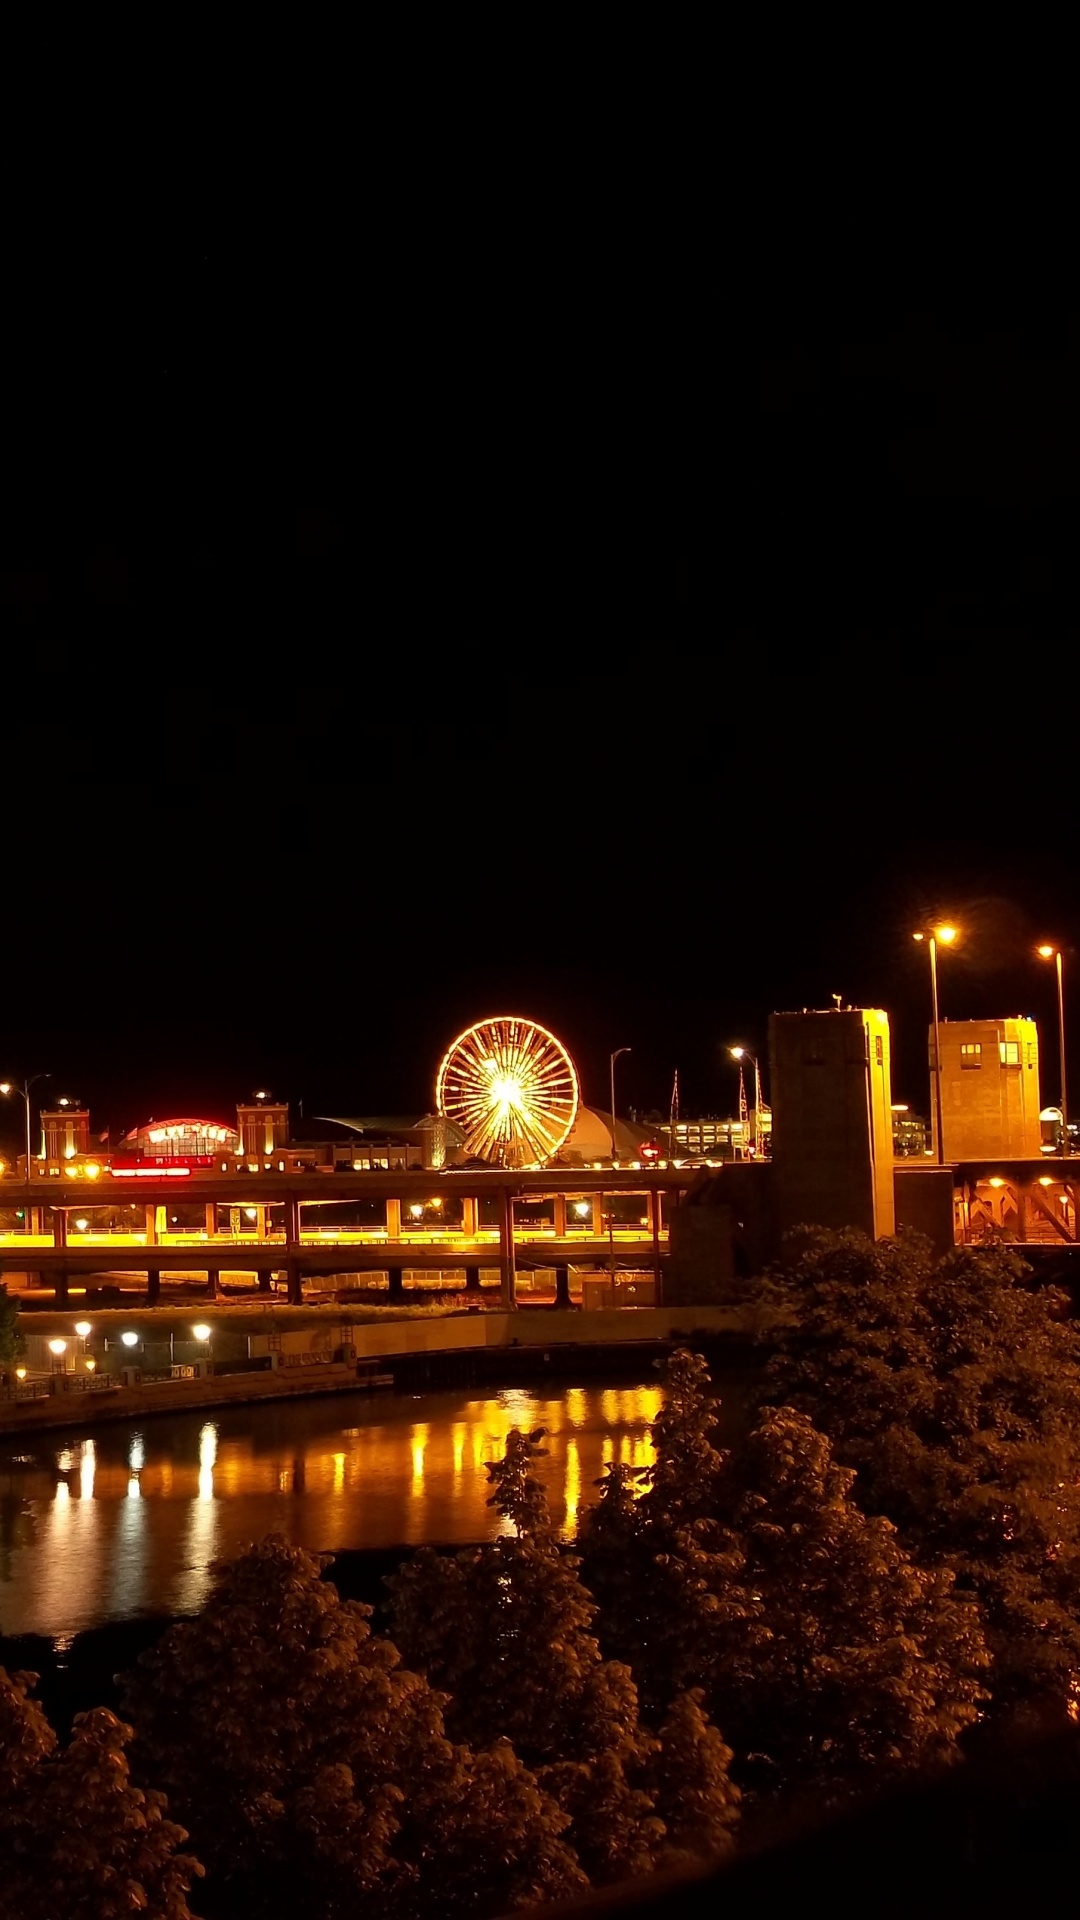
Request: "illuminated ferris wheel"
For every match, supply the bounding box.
[436,1016,580,1168]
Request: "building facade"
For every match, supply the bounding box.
[770,1006,896,1240]
[935,1018,1042,1161]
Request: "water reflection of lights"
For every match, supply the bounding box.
[56,1448,75,1474]
[411,1424,430,1489]
[498,1389,536,1414]
[563,1437,581,1537]
[198,1422,217,1502]
[566,1388,588,1428]
[0,1377,681,1638]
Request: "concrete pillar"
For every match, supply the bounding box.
[54,1266,69,1306]
[554,1263,571,1307]
[461,1196,478,1237]
[500,1188,517,1309]
[257,1268,273,1293]
[387,1268,405,1302]
[650,1189,662,1296]
[205,1203,218,1238]
[52,1210,68,1249]
[591,1194,604,1239]
[144,1203,157,1245]
[155,1204,168,1239]
[147,1266,161,1304]
[553,1194,567,1238]
[205,1268,219,1298]
[385,1198,401,1238]
[465,1264,481,1292]
[285,1196,301,1245]
[256,1204,268,1239]
[286,1259,302,1304]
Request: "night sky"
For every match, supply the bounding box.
[4,279,1078,1146]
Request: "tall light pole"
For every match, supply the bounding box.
[913,926,957,1164]
[1037,944,1068,1154]
[609,1047,631,1163]
[730,1047,765,1156]
[0,1073,50,1230]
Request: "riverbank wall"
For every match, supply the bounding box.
[0,1305,756,1435]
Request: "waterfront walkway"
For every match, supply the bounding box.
[0,1304,750,1434]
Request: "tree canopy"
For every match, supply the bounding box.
[580,1347,989,1796]
[0,1285,22,1370]
[122,1533,584,1919]
[387,1425,740,1882]
[0,1667,202,1920]
[761,1228,1080,1715]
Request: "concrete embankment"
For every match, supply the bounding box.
[0,1305,753,1435]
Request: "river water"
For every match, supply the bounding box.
[0,1373,759,1642]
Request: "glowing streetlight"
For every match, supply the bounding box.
[74,1320,92,1338]
[191,1324,211,1343]
[609,1047,631,1163]
[120,1330,139,1348]
[0,1072,50,1226]
[913,924,959,1163]
[1037,944,1069,1155]
[48,1338,67,1356]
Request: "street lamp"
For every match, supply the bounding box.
[1037,944,1068,1154]
[0,1073,50,1229]
[609,1047,631,1163]
[730,1047,765,1157]
[913,924,958,1164]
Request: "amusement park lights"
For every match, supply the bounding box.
[436,1016,579,1169]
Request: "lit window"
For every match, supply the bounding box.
[999,1041,1020,1066]
[961,1044,982,1069]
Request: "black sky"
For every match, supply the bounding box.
[4,271,1079,1144]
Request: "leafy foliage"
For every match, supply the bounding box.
[0,1667,202,1920]
[715,1407,989,1791]
[761,1228,1080,1715]
[387,1425,740,1882]
[0,1284,22,1369]
[580,1349,989,1798]
[579,1353,751,1721]
[122,1533,582,1919]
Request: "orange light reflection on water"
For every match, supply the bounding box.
[0,1382,668,1638]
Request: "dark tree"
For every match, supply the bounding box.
[122,1534,583,1919]
[762,1228,1080,1717]
[387,1426,740,1883]
[0,1667,202,1920]
[0,1285,22,1370]
[712,1407,989,1794]
[581,1350,988,1799]
[579,1352,750,1721]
